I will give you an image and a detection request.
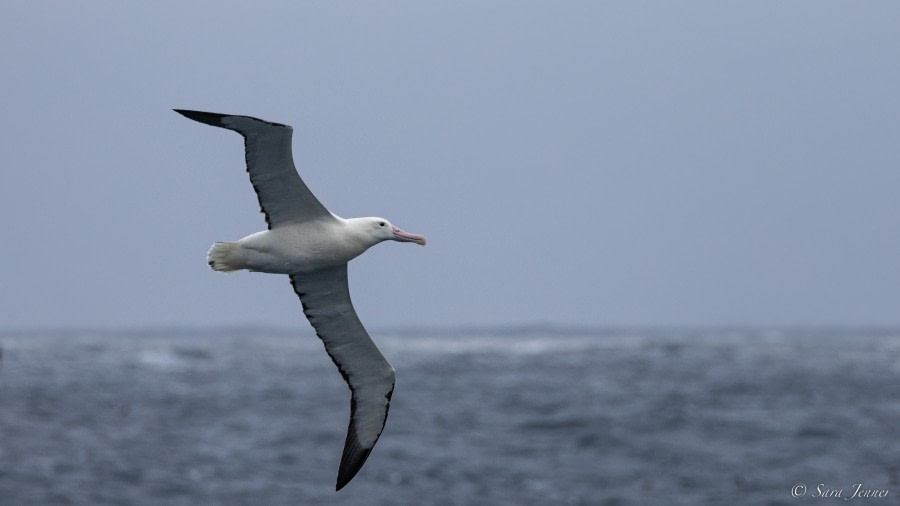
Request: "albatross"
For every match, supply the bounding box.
[175,109,426,490]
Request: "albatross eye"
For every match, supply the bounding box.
[379,222,385,227]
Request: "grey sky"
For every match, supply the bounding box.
[2,2,899,329]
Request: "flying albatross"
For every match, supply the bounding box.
[175,109,426,490]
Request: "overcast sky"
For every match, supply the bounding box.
[1,2,899,330]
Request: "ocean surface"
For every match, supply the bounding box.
[1,328,899,505]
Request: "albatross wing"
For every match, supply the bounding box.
[289,265,396,491]
[174,109,334,228]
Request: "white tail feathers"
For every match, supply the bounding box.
[207,242,244,272]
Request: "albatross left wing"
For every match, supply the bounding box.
[289,265,396,491]
[174,109,334,228]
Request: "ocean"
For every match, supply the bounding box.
[1,328,898,505]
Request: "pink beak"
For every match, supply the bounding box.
[392,225,426,246]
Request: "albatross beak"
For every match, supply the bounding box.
[392,225,427,246]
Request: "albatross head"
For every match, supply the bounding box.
[356,217,427,246]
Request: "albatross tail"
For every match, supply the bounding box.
[207,242,244,272]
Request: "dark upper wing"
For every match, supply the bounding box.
[175,109,334,228]
[289,265,396,491]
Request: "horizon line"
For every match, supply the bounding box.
[2,322,900,337]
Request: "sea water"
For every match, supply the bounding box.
[1,328,898,505]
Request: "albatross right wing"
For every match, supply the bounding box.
[289,265,396,491]
[174,109,334,228]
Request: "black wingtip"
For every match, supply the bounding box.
[174,108,291,129]
[335,420,374,491]
[173,109,230,127]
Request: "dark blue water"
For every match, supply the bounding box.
[1,328,899,505]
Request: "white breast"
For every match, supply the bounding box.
[237,221,368,274]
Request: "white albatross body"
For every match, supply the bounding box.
[224,218,389,273]
[175,109,426,491]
